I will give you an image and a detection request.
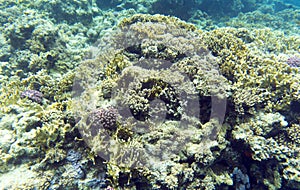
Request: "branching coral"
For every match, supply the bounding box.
[72,14,231,188]
[0,6,299,188]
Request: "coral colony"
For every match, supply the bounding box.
[20,90,43,104]
[0,0,299,189]
[87,107,118,134]
[287,56,300,67]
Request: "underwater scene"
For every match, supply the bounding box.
[0,0,300,189]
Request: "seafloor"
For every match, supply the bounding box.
[0,0,299,189]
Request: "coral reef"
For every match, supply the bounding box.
[0,0,299,189]
[224,4,300,35]
[73,13,231,189]
[71,13,300,189]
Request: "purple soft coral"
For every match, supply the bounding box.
[20,90,43,103]
[87,107,118,135]
[287,56,300,67]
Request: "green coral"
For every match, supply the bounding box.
[225,8,300,35]
[1,8,89,77]
[202,27,300,114]
[70,13,300,189]
[73,14,232,189]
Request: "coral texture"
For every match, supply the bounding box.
[20,89,43,104]
[0,0,300,187]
